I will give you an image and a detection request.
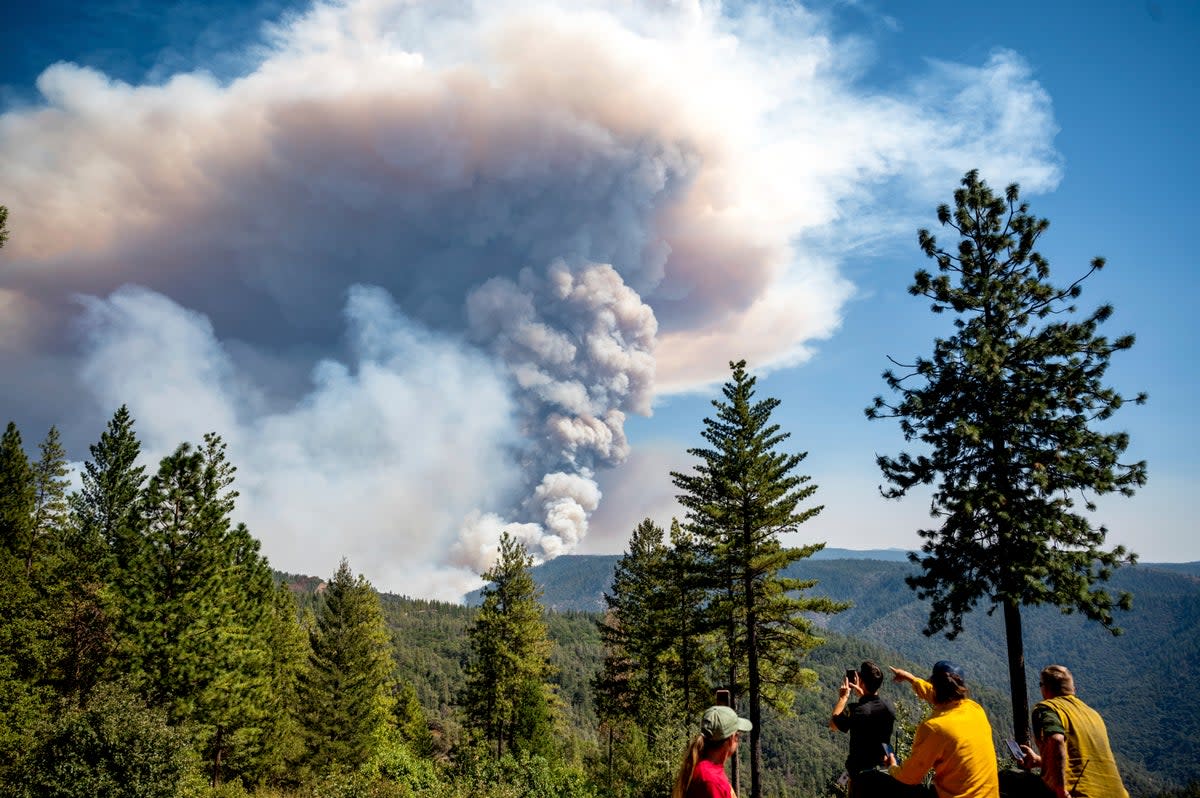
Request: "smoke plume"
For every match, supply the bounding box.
[0,0,1062,596]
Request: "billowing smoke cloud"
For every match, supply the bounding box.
[0,0,1063,596]
[76,284,525,600]
[453,260,656,571]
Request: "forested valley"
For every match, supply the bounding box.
[1,177,1190,797]
[3,404,1198,798]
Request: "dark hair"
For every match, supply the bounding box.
[932,670,968,703]
[859,661,884,693]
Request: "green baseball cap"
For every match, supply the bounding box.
[700,705,752,741]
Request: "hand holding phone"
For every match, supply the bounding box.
[845,668,858,684]
[1006,739,1024,761]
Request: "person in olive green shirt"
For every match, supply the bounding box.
[1016,665,1128,798]
[884,661,1000,798]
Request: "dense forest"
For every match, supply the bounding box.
[1,172,1174,796]
[2,405,1197,797]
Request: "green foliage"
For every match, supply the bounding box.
[462,533,558,759]
[450,749,599,798]
[867,170,1147,743]
[393,680,436,758]
[868,170,1146,638]
[247,582,309,785]
[670,359,848,798]
[0,422,37,574]
[594,517,712,798]
[0,422,54,775]
[110,433,279,786]
[299,559,397,776]
[15,681,205,798]
[595,519,677,734]
[72,405,147,580]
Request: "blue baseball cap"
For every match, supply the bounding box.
[932,660,965,680]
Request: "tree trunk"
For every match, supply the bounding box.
[747,607,761,798]
[726,586,740,796]
[1003,598,1031,745]
[211,724,222,788]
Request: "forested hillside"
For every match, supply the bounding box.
[515,554,1200,793]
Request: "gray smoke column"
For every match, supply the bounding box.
[452,260,656,571]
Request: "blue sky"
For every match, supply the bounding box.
[0,1,1194,598]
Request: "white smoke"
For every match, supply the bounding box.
[0,0,1066,594]
[75,284,525,600]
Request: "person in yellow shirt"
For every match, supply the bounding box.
[1014,665,1129,798]
[883,661,1000,798]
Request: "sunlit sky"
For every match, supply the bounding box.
[1,1,1195,600]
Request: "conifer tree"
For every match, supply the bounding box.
[28,426,70,576]
[393,680,435,758]
[0,422,51,774]
[596,518,671,735]
[256,582,309,785]
[672,360,847,798]
[867,170,1147,745]
[119,433,276,785]
[73,405,146,577]
[462,532,557,758]
[298,559,396,774]
[662,520,713,724]
[596,518,710,796]
[59,406,146,700]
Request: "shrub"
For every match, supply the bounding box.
[15,682,205,798]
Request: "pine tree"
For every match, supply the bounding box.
[595,518,711,797]
[257,582,309,785]
[0,422,51,774]
[298,559,396,774]
[867,170,1147,744]
[393,680,435,759]
[118,433,276,786]
[58,407,147,701]
[596,519,671,734]
[462,532,557,758]
[72,405,146,578]
[672,360,847,798]
[28,426,70,576]
[662,520,713,725]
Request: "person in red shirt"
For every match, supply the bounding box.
[671,704,753,798]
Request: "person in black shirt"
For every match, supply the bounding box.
[830,660,896,798]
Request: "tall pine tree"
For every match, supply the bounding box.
[867,170,1146,744]
[256,582,309,785]
[298,559,396,775]
[73,405,146,579]
[28,426,70,576]
[672,360,847,798]
[596,518,672,735]
[0,422,51,775]
[462,532,557,759]
[119,433,276,786]
[61,406,148,701]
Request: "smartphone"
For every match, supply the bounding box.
[1005,739,1024,760]
[882,743,894,757]
[845,668,858,683]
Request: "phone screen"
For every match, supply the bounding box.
[845,669,857,683]
[1006,740,1024,760]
